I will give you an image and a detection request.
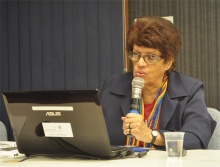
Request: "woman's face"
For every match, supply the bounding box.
[132,45,173,87]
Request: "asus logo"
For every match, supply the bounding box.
[46,112,61,116]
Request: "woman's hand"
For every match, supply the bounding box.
[121,113,152,142]
[121,113,165,146]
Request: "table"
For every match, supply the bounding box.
[1,147,220,167]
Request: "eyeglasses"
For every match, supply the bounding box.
[129,51,162,64]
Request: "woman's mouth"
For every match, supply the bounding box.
[135,71,145,77]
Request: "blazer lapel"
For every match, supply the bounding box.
[160,93,178,129]
[108,72,133,116]
[121,92,131,116]
[160,71,189,129]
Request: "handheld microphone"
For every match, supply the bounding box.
[130,77,145,114]
[127,77,144,138]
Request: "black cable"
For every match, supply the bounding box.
[137,151,148,158]
[19,138,146,161]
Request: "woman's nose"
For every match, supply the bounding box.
[137,56,147,67]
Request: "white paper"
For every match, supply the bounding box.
[42,123,74,137]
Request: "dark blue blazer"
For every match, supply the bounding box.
[100,71,216,149]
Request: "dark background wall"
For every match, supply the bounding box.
[0,0,123,140]
[128,0,220,111]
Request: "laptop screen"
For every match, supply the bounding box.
[2,89,117,158]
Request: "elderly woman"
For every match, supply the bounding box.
[100,16,216,150]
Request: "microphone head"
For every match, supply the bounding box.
[132,77,144,89]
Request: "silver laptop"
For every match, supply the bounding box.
[2,89,132,159]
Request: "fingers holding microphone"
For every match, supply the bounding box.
[122,113,151,142]
[123,122,133,136]
[121,113,142,136]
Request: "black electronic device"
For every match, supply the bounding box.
[2,89,132,159]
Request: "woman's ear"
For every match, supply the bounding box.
[165,58,174,70]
